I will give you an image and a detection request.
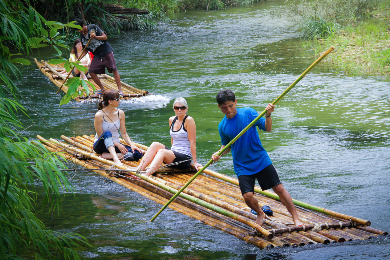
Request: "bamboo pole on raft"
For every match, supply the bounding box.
[203,168,371,226]
[36,135,273,239]
[150,46,335,222]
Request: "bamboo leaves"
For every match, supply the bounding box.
[0,0,90,258]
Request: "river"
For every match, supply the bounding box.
[17,0,389,259]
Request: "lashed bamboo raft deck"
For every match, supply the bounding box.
[36,134,388,249]
[34,59,148,100]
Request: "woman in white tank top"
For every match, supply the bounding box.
[136,97,202,176]
[93,90,143,166]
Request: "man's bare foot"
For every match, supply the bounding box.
[256,211,266,226]
[294,218,304,227]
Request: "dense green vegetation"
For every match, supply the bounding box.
[286,0,390,76]
[30,0,264,37]
[0,0,89,258]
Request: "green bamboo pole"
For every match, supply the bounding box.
[150,46,335,222]
[204,168,371,226]
[37,135,272,238]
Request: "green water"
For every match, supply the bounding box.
[17,0,389,259]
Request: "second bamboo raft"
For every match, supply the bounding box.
[36,134,388,249]
[34,59,149,101]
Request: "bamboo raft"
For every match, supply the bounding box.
[34,59,149,100]
[36,134,388,249]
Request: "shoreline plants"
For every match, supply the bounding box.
[286,0,390,77]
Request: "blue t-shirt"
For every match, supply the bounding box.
[218,107,272,176]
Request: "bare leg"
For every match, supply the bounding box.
[136,142,165,171]
[272,184,303,226]
[101,152,124,160]
[90,72,105,92]
[80,71,87,80]
[106,146,122,166]
[144,149,175,177]
[243,192,266,226]
[112,70,122,94]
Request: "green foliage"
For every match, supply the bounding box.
[0,0,90,258]
[376,48,390,68]
[286,0,384,39]
[301,16,339,39]
[49,58,96,105]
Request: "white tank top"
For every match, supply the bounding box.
[94,111,121,143]
[170,116,192,157]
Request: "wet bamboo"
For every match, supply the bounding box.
[42,140,344,247]
[57,37,92,94]
[43,61,67,80]
[109,170,274,249]
[318,230,345,243]
[298,231,331,244]
[40,135,382,245]
[203,168,370,226]
[357,226,388,236]
[38,136,273,238]
[162,174,245,207]
[343,228,376,239]
[144,176,273,238]
[335,229,363,241]
[62,135,94,152]
[151,47,335,222]
[152,176,286,230]
[103,74,146,95]
[282,233,306,247]
[268,221,355,235]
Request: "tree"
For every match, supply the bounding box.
[0,0,89,258]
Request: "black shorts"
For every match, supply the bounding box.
[238,164,281,195]
[163,147,191,169]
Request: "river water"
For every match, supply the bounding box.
[17,0,389,259]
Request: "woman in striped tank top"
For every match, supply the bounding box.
[93,90,143,166]
[136,97,202,176]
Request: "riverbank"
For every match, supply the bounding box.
[300,6,390,77]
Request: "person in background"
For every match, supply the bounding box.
[74,18,123,95]
[136,97,202,176]
[211,89,303,227]
[69,39,91,80]
[93,90,143,166]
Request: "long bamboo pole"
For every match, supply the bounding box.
[37,135,273,238]
[150,46,335,222]
[203,168,371,226]
[56,37,92,94]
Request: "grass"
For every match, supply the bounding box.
[306,19,390,77]
[286,0,390,77]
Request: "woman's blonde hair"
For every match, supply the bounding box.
[173,97,188,108]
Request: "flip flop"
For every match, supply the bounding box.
[251,205,273,217]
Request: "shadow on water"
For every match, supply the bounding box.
[16,0,390,259]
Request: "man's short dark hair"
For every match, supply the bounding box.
[74,18,85,28]
[216,89,236,105]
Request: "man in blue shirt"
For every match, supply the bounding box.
[212,89,303,227]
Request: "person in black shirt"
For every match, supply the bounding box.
[74,19,123,94]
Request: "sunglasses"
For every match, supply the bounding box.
[174,106,187,110]
[111,98,120,101]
